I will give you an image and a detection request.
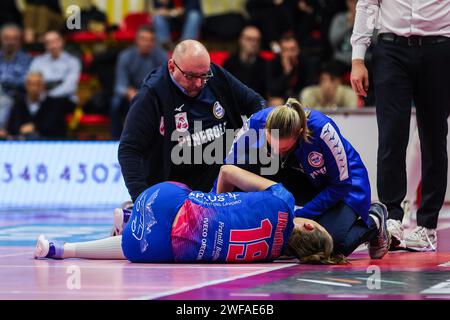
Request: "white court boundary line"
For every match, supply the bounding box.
[297,278,352,287]
[229,293,271,297]
[130,263,297,300]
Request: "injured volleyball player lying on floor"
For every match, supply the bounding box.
[34,165,347,265]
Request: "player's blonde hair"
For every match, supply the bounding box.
[286,226,348,265]
[265,98,312,143]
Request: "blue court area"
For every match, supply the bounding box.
[0,210,112,246]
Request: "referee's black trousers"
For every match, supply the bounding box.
[373,37,450,229]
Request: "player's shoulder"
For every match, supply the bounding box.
[265,183,295,216]
[248,106,274,129]
[307,109,341,138]
[307,109,332,128]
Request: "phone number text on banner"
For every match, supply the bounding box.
[0,141,130,209]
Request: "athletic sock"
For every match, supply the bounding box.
[63,236,126,260]
[46,240,65,259]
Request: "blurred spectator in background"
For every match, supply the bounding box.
[23,0,65,44]
[6,72,75,139]
[0,85,13,138]
[267,33,316,105]
[0,24,33,97]
[200,0,247,41]
[29,31,81,103]
[300,61,358,109]
[334,0,376,106]
[246,0,293,51]
[111,25,167,139]
[0,0,23,28]
[152,0,202,49]
[223,25,268,98]
[329,0,356,73]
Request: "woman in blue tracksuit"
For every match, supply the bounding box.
[226,98,390,258]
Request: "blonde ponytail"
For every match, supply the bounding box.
[265,98,312,143]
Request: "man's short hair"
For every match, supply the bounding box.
[320,61,343,80]
[44,30,63,39]
[137,25,155,36]
[279,32,298,45]
[241,24,261,35]
[26,71,44,80]
[0,23,22,36]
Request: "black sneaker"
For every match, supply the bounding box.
[368,202,391,259]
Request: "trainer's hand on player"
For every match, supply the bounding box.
[351,59,369,98]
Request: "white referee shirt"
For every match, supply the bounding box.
[351,0,450,60]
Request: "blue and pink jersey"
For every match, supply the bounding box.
[172,183,295,262]
[121,182,295,263]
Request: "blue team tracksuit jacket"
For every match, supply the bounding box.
[228,107,372,225]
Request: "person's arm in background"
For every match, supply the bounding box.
[217,165,276,193]
[16,55,33,90]
[49,56,81,98]
[27,55,40,73]
[114,50,131,99]
[118,87,159,202]
[350,0,379,98]
[294,121,353,218]
[329,13,348,52]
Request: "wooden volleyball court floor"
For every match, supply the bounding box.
[0,208,450,300]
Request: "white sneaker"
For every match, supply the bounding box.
[110,208,124,236]
[405,226,437,252]
[387,219,404,249]
[34,235,50,259]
